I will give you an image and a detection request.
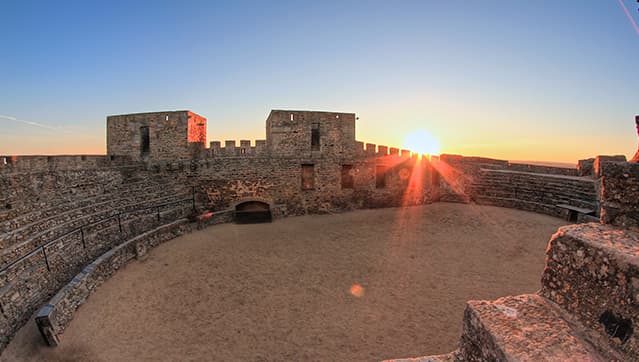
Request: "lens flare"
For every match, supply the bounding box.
[350,284,365,297]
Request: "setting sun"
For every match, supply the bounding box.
[402,129,441,156]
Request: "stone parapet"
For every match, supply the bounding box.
[540,223,639,359]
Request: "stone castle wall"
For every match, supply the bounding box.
[3,109,638,357]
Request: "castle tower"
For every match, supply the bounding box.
[265,110,356,159]
[107,110,206,161]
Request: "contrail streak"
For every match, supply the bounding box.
[0,114,58,130]
[617,0,639,39]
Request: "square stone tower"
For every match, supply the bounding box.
[266,110,356,159]
[107,110,206,160]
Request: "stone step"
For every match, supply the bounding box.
[471,196,563,216]
[475,178,596,194]
[0,178,152,225]
[480,169,594,182]
[0,192,191,263]
[468,187,597,206]
[382,351,459,362]
[540,223,639,360]
[458,294,621,361]
[469,182,596,196]
[470,183,596,199]
[0,181,188,234]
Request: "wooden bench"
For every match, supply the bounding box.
[556,204,595,222]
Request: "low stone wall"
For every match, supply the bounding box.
[35,219,193,346]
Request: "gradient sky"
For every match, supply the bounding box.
[1,0,638,163]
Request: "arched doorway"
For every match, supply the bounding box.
[234,201,272,223]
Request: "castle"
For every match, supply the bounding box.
[1,110,638,360]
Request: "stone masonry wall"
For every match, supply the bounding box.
[599,161,639,230]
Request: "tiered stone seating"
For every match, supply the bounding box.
[0,176,195,350]
[385,223,637,361]
[0,178,152,234]
[468,169,598,219]
[0,180,191,268]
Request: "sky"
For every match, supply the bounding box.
[1,0,638,163]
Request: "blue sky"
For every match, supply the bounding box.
[1,0,638,162]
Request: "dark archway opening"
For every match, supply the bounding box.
[234,201,272,223]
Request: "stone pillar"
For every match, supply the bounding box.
[631,115,639,163]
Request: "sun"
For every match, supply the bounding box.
[402,129,441,156]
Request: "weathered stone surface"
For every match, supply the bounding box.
[107,110,206,161]
[599,161,639,229]
[458,294,611,361]
[578,158,595,177]
[593,155,627,178]
[541,223,639,360]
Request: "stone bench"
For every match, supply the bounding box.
[556,203,595,222]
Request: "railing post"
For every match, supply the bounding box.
[80,227,86,249]
[192,186,196,212]
[157,206,160,222]
[42,246,50,272]
[117,212,122,233]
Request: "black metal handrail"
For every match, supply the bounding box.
[0,187,196,275]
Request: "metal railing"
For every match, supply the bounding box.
[0,187,197,275]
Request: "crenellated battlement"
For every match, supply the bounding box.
[355,141,421,159]
[0,155,137,173]
[208,140,268,157]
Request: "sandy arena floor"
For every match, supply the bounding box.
[2,203,567,362]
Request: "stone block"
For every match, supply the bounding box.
[458,294,613,361]
[540,223,639,359]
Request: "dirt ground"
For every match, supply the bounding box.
[2,203,566,362]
